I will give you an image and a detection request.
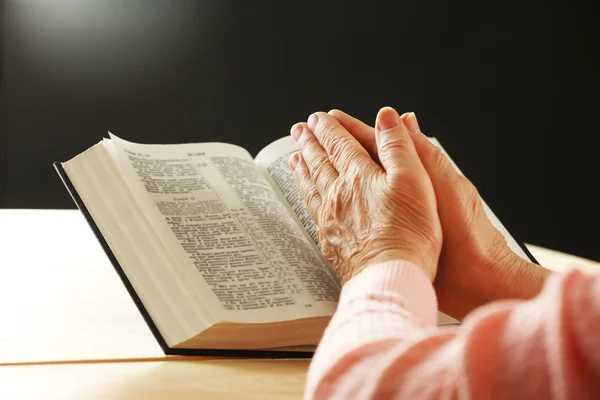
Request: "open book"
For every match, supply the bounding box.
[54,134,537,357]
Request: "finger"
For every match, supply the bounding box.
[307,112,379,174]
[328,109,379,162]
[401,112,463,185]
[290,122,339,194]
[374,107,423,177]
[289,152,322,223]
[402,112,488,235]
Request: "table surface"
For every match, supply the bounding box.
[0,209,598,399]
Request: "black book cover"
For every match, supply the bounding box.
[54,162,314,359]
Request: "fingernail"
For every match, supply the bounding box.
[289,152,300,170]
[404,112,421,135]
[290,123,303,141]
[307,113,318,130]
[376,107,401,132]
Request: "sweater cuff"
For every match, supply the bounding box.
[339,260,438,327]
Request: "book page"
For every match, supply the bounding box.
[107,134,339,324]
[255,137,319,246]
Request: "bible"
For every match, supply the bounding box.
[54,134,537,357]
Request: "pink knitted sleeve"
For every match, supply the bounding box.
[304,261,600,399]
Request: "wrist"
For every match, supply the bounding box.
[352,248,438,283]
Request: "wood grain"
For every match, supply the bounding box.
[0,359,310,399]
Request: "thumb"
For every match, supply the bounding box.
[375,107,421,176]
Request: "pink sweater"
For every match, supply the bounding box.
[305,261,600,399]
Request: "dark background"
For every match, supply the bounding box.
[1,1,598,260]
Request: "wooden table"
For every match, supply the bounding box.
[0,210,597,399]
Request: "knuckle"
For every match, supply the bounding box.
[293,170,305,189]
[459,175,479,198]
[427,146,456,181]
[309,153,329,176]
[327,136,345,157]
[380,135,411,155]
[296,161,311,179]
[304,190,321,219]
[311,163,328,184]
[303,186,318,205]
[458,176,482,226]
[316,121,341,147]
[428,146,446,167]
[298,130,318,149]
[328,136,354,163]
[320,241,336,265]
[314,111,331,126]
[308,194,322,215]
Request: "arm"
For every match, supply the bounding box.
[306,262,600,399]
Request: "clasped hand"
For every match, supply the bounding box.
[289,107,550,319]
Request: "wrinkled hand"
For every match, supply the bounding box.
[329,109,551,319]
[289,107,442,284]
